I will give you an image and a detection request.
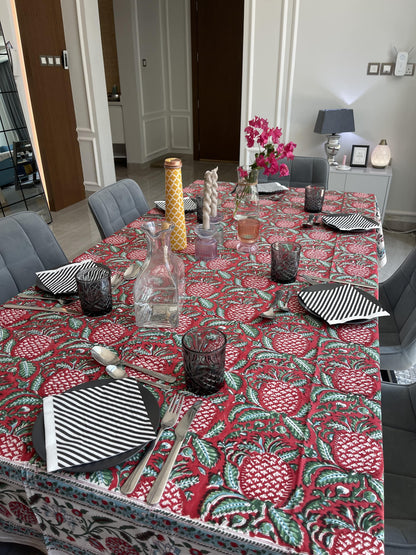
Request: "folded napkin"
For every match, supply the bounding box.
[36,259,97,295]
[322,213,379,232]
[298,283,389,325]
[43,378,157,472]
[155,197,196,213]
[257,182,288,194]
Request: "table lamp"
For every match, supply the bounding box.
[314,109,355,166]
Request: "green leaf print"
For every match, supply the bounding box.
[224,461,239,490]
[193,437,219,468]
[282,416,310,441]
[225,372,243,390]
[212,497,254,518]
[268,506,303,547]
[18,360,37,378]
[315,469,358,487]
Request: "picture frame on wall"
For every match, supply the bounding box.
[350,145,370,167]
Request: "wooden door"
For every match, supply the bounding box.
[14,0,85,211]
[191,0,244,162]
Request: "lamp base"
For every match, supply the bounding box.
[325,134,341,166]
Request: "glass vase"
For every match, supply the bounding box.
[133,221,185,328]
[233,166,259,221]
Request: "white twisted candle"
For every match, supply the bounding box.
[209,166,219,217]
[203,174,212,229]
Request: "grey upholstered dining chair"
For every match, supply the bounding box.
[378,247,416,374]
[258,155,329,189]
[0,211,68,304]
[381,381,416,554]
[88,178,149,239]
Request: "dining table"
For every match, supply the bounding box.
[0,182,385,555]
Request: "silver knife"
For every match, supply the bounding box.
[300,275,375,289]
[2,303,77,315]
[146,399,203,505]
[122,361,176,384]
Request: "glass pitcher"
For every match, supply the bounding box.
[133,221,184,328]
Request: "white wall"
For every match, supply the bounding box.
[114,0,192,164]
[241,0,416,218]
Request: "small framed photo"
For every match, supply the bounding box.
[405,63,415,76]
[381,63,393,75]
[367,62,380,75]
[350,145,370,168]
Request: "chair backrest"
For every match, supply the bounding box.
[0,211,68,304]
[258,156,329,189]
[88,179,150,239]
[379,247,416,371]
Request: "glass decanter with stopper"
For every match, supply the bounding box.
[133,221,185,328]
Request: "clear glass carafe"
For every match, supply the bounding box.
[133,221,184,328]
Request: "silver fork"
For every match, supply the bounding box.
[111,272,123,290]
[120,393,183,495]
[260,290,290,318]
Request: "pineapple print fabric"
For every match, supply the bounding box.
[164,158,187,251]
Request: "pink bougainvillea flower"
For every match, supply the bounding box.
[243,115,296,178]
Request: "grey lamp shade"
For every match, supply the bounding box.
[314,109,355,134]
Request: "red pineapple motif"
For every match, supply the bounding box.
[272,332,312,357]
[258,381,303,416]
[130,354,168,374]
[333,369,376,398]
[9,501,37,524]
[239,453,294,505]
[225,344,241,370]
[12,334,54,360]
[332,529,384,555]
[187,282,217,297]
[337,324,374,346]
[241,275,269,290]
[103,234,128,245]
[0,434,27,461]
[344,264,372,278]
[130,477,184,513]
[89,323,129,345]
[303,248,331,260]
[224,304,256,324]
[347,243,373,255]
[181,398,217,435]
[333,431,383,478]
[39,369,87,396]
[0,308,29,326]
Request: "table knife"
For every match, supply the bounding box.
[2,303,77,314]
[300,276,375,290]
[146,399,203,505]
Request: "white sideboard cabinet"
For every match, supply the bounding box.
[328,166,392,220]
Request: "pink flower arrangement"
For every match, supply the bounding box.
[239,116,296,179]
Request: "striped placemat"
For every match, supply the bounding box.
[36,259,97,295]
[298,283,389,325]
[43,378,157,472]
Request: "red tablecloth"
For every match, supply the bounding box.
[0,184,384,554]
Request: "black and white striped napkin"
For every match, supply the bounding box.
[298,283,389,325]
[322,213,379,232]
[36,259,97,295]
[155,197,196,213]
[43,378,157,472]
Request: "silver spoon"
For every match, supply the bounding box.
[261,291,290,319]
[123,262,141,280]
[105,364,171,391]
[91,345,176,384]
